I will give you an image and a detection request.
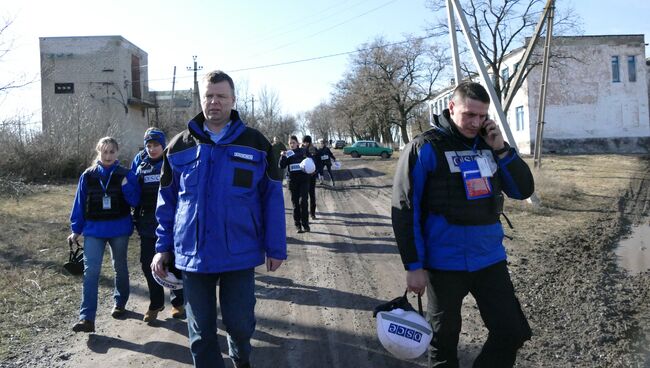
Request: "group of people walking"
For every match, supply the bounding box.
[68,127,184,334]
[67,69,535,368]
[278,135,337,233]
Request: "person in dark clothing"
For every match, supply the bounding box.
[301,135,319,219]
[68,136,140,333]
[280,135,311,233]
[316,138,337,186]
[391,82,535,368]
[133,127,184,323]
[272,136,288,183]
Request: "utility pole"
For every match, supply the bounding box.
[187,55,203,110]
[533,1,555,169]
[170,66,177,128]
[251,95,255,118]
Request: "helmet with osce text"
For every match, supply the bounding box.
[300,157,316,174]
[373,291,433,360]
[152,262,183,290]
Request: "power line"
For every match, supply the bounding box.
[227,34,437,73]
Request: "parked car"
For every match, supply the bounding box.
[334,140,347,149]
[343,140,393,158]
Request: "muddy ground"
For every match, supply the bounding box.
[0,154,649,368]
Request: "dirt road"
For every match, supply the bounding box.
[1,154,649,368]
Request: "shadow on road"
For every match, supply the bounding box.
[255,274,384,311]
[286,236,397,255]
[86,331,193,365]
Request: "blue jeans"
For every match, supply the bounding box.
[79,235,130,322]
[184,269,256,368]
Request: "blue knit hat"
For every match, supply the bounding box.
[144,129,166,149]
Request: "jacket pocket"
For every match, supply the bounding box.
[225,205,262,255]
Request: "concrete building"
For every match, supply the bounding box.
[429,34,650,154]
[40,35,155,156]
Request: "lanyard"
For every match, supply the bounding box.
[98,169,115,195]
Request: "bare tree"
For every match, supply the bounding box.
[426,0,582,102]
[0,17,34,98]
[343,36,449,144]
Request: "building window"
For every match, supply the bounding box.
[628,55,637,82]
[54,83,74,94]
[515,106,524,131]
[611,56,620,82]
[131,54,141,99]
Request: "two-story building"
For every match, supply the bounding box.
[429,34,650,154]
[40,35,156,156]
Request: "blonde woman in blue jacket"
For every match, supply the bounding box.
[68,137,140,333]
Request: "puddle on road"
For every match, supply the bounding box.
[615,218,650,275]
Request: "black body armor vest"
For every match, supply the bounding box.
[423,129,504,226]
[84,166,131,220]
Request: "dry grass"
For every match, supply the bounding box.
[0,184,142,360]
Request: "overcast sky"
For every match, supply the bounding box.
[1,0,648,127]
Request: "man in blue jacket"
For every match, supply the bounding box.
[152,70,286,368]
[391,82,534,367]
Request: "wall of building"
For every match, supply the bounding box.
[524,35,650,153]
[40,36,153,158]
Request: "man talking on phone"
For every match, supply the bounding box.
[391,81,535,367]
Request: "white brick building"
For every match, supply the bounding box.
[40,35,155,156]
[429,34,650,154]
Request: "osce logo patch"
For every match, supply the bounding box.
[444,149,496,174]
[387,322,423,342]
[143,174,160,183]
[233,152,254,161]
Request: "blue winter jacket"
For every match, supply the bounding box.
[391,110,534,272]
[70,161,140,238]
[155,110,287,273]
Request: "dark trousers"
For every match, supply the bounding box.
[140,236,184,310]
[321,164,335,185]
[308,174,317,216]
[184,269,256,368]
[289,179,310,227]
[427,261,531,368]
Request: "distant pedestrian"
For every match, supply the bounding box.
[301,135,319,219]
[392,82,535,367]
[68,136,140,333]
[151,70,286,368]
[272,136,287,182]
[133,127,184,323]
[280,135,311,233]
[316,138,336,186]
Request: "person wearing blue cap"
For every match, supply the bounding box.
[134,127,185,323]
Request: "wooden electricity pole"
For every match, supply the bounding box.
[533,2,555,169]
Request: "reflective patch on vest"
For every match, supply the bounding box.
[289,163,302,172]
[143,174,160,183]
[233,152,254,161]
[321,155,329,160]
[444,149,496,174]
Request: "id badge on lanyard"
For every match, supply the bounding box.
[458,159,492,200]
[102,194,112,209]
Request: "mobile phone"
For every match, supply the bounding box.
[480,115,489,136]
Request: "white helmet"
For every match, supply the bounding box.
[300,157,316,174]
[153,270,183,290]
[374,293,433,360]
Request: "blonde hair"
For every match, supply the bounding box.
[92,136,119,166]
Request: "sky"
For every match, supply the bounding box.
[1,0,649,129]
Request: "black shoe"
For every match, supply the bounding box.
[295,225,304,233]
[311,215,317,220]
[111,305,126,318]
[72,320,95,333]
[303,225,310,232]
